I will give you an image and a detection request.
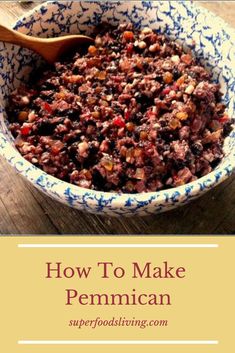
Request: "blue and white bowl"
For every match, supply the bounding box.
[0,1,234,216]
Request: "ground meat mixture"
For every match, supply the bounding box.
[8,23,233,193]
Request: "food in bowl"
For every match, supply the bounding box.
[7,23,233,193]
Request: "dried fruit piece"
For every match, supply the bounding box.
[113,116,125,128]
[163,72,173,84]
[20,124,31,136]
[124,110,131,120]
[126,43,134,54]
[95,36,102,47]
[69,75,84,83]
[125,180,135,192]
[31,157,38,164]
[95,86,103,94]
[138,41,147,49]
[140,130,148,140]
[162,87,171,95]
[87,96,97,105]
[123,31,134,41]
[177,74,187,86]
[51,140,64,154]
[219,114,229,123]
[171,55,180,64]
[126,147,135,163]
[55,91,66,100]
[92,111,101,119]
[120,146,127,157]
[43,102,52,113]
[97,71,107,80]
[203,130,222,143]
[210,120,221,131]
[149,43,160,52]
[28,111,36,122]
[88,45,97,56]
[100,99,109,107]
[176,112,188,120]
[101,155,114,171]
[135,168,145,180]
[126,122,135,132]
[83,169,92,180]
[169,118,181,130]
[141,27,153,35]
[105,95,113,102]
[181,53,192,65]
[87,58,102,68]
[185,85,194,94]
[134,148,143,157]
[135,59,143,70]
[78,141,89,156]
[119,59,131,71]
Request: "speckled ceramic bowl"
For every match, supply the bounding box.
[0,1,234,216]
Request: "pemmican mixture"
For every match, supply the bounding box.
[8,24,233,193]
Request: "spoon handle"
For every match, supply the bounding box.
[0,24,38,50]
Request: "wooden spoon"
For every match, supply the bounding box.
[0,23,94,64]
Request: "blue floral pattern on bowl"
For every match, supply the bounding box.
[0,1,234,216]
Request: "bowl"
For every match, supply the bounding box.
[0,0,234,216]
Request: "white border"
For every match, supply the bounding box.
[18,340,218,345]
[18,243,218,248]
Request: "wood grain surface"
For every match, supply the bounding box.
[0,1,234,235]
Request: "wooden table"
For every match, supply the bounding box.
[0,1,234,235]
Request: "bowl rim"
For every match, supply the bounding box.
[0,0,234,208]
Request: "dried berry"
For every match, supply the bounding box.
[18,111,28,122]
